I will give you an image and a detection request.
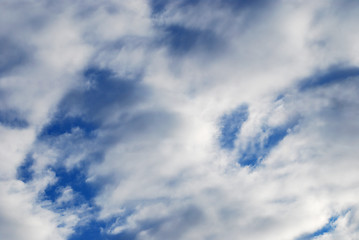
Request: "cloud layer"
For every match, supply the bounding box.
[1,0,359,239]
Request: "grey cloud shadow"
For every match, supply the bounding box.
[36,66,178,176]
[58,68,148,123]
[53,67,178,146]
[0,109,29,129]
[150,0,270,15]
[116,204,204,240]
[151,23,226,58]
[0,37,30,76]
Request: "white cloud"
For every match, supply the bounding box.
[1,0,359,239]
[0,181,66,240]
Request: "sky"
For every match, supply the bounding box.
[1,0,359,239]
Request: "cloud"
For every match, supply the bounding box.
[1,0,359,240]
[0,180,67,240]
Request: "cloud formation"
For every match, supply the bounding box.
[1,0,359,239]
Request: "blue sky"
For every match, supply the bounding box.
[1,0,359,240]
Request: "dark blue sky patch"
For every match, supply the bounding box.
[68,220,106,240]
[300,65,359,91]
[107,231,137,240]
[149,0,171,15]
[239,128,287,167]
[42,164,100,209]
[160,24,222,56]
[238,122,297,167]
[0,109,29,129]
[296,215,338,240]
[35,116,102,173]
[265,126,289,149]
[69,213,137,240]
[16,154,35,183]
[39,116,98,139]
[68,219,137,240]
[239,141,262,167]
[219,105,249,150]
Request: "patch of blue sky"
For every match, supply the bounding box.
[54,67,175,147]
[296,215,338,240]
[219,105,249,150]
[0,109,29,129]
[18,66,160,239]
[16,152,104,218]
[25,66,149,208]
[238,121,297,167]
[68,220,107,240]
[299,65,359,91]
[39,116,98,139]
[160,24,222,56]
[68,219,137,240]
[42,164,100,208]
[71,229,137,240]
[68,209,139,240]
[16,154,35,183]
[149,0,170,15]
